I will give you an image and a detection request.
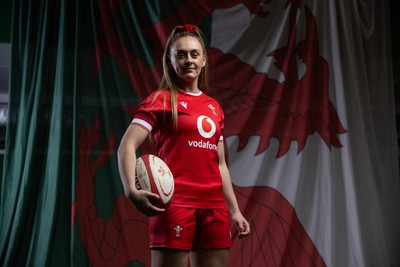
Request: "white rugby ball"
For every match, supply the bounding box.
[135,154,174,207]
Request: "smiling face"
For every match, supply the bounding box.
[169,36,207,89]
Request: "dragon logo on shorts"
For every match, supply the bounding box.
[173,225,183,238]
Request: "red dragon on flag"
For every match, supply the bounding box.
[72,0,347,266]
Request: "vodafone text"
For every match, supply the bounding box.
[187,140,218,151]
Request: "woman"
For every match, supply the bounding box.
[118,24,250,267]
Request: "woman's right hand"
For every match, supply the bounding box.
[118,124,165,216]
[126,189,166,216]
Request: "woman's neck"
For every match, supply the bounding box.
[178,82,200,93]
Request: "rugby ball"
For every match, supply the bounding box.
[135,154,174,207]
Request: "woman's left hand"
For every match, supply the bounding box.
[231,212,250,239]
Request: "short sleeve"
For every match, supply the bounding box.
[132,90,170,133]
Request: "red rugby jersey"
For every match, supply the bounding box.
[132,89,226,209]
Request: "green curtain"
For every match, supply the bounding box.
[0,0,148,266]
[1,1,75,266]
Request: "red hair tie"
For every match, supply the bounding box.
[175,24,197,34]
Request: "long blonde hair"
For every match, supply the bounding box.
[157,24,209,130]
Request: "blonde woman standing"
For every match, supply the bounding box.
[118,24,250,267]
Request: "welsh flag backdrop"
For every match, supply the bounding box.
[1,0,400,266]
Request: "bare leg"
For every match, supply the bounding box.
[151,248,189,267]
[189,248,229,267]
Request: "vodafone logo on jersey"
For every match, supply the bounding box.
[187,115,218,151]
[197,115,216,138]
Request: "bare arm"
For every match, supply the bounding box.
[117,124,165,216]
[218,142,250,239]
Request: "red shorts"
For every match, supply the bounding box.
[149,206,232,250]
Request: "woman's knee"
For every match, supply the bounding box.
[151,248,189,267]
[189,248,230,267]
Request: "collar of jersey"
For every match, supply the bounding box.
[178,89,202,96]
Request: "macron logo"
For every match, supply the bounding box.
[180,101,187,109]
